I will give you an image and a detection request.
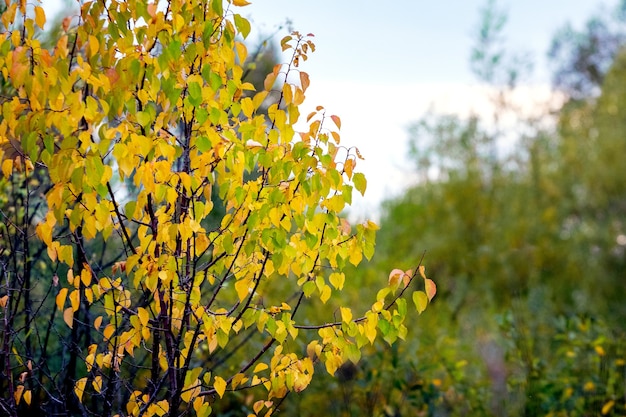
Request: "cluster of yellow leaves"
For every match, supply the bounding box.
[0,0,434,415]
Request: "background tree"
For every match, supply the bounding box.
[285,1,626,415]
[549,0,626,99]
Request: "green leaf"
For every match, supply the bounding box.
[210,0,223,15]
[209,72,222,92]
[353,172,367,196]
[303,281,316,297]
[188,81,202,107]
[413,291,428,314]
[136,111,151,128]
[22,132,38,160]
[378,318,391,336]
[196,136,211,152]
[233,14,251,38]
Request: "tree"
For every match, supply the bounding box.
[549,1,626,100]
[0,1,435,416]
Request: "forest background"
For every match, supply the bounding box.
[291,0,626,415]
[279,1,626,415]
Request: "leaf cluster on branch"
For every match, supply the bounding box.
[0,1,435,416]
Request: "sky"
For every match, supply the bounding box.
[238,0,619,219]
[44,0,620,219]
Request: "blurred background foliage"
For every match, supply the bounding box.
[285,1,626,416]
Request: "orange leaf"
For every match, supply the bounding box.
[300,71,310,92]
[424,278,437,301]
[147,3,157,18]
[55,288,68,311]
[63,307,74,328]
[388,269,403,287]
[263,73,276,91]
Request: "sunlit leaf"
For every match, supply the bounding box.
[74,377,88,402]
[424,278,436,301]
[34,6,46,29]
[213,376,227,398]
[353,172,367,195]
[22,390,31,406]
[63,307,74,328]
[412,291,428,314]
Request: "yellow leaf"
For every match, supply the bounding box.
[88,35,99,58]
[103,324,115,342]
[137,307,149,327]
[253,363,268,373]
[67,269,75,288]
[14,385,24,404]
[330,115,341,129]
[142,325,151,341]
[230,373,248,389]
[364,324,377,345]
[418,265,426,279]
[2,159,13,177]
[0,295,7,308]
[241,97,254,118]
[213,376,226,398]
[234,277,251,302]
[328,272,344,290]
[34,6,46,29]
[58,245,74,267]
[74,377,88,402]
[253,91,268,109]
[253,400,265,414]
[282,83,292,105]
[320,285,331,303]
[22,389,31,405]
[340,307,352,323]
[63,307,74,328]
[92,376,103,393]
[371,299,384,313]
[69,289,80,312]
[56,288,68,311]
[81,266,92,286]
[94,316,103,331]
[232,0,251,6]
[602,400,615,415]
[156,400,170,416]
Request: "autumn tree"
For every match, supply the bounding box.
[0,1,435,416]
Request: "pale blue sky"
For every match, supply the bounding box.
[243,1,617,85]
[239,1,620,217]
